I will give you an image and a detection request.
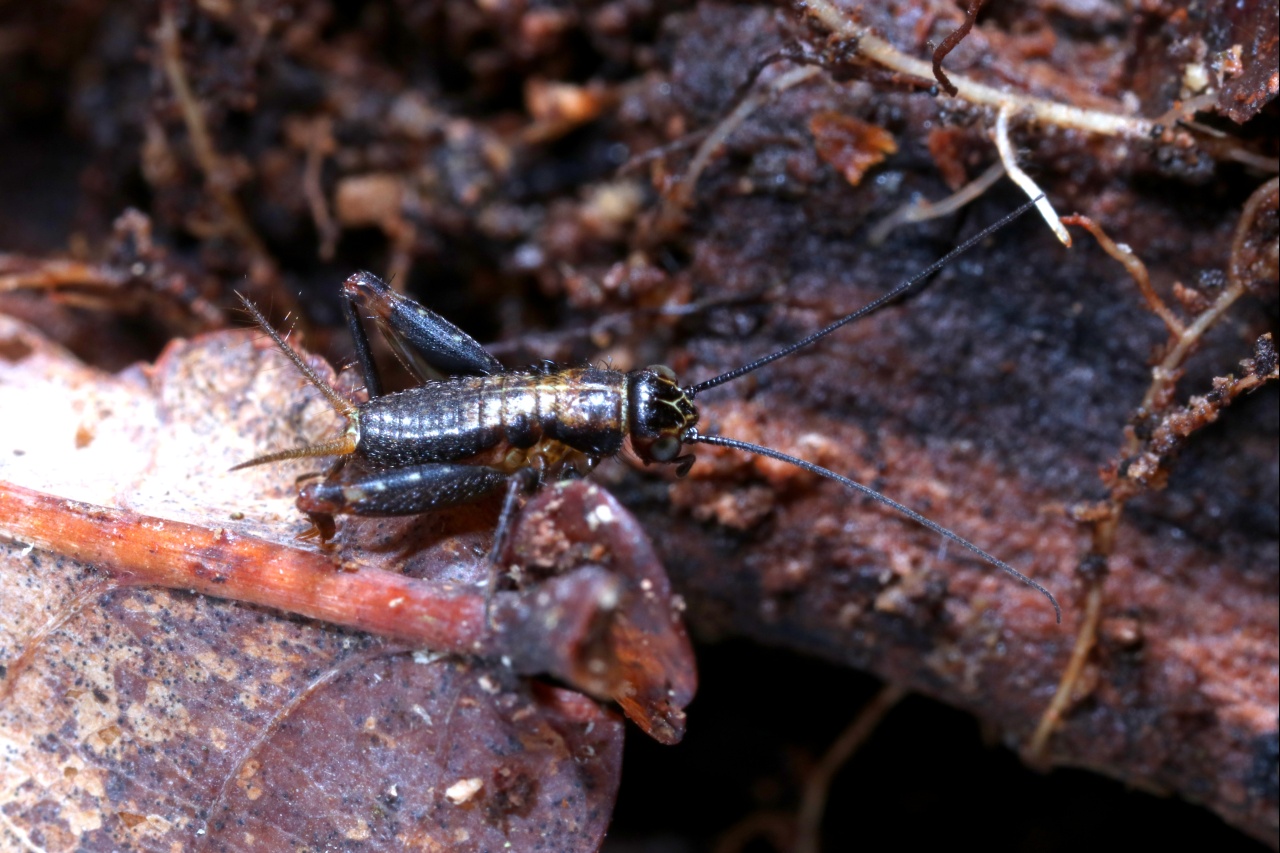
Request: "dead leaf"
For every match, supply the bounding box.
[0,313,701,849]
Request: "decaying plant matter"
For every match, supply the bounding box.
[0,0,1276,849]
[0,317,693,850]
[1031,179,1279,761]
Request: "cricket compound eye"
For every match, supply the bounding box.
[650,435,682,462]
[647,364,678,382]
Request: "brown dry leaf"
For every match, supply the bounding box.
[0,315,634,851]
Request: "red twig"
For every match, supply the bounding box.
[0,479,696,743]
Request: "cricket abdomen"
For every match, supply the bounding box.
[355,368,628,468]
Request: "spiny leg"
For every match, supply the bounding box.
[341,273,386,399]
[298,463,515,520]
[296,461,539,624]
[294,457,351,542]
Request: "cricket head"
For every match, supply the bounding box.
[627,365,699,476]
[615,198,1063,623]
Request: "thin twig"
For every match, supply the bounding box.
[0,480,638,710]
[868,161,1005,244]
[794,684,908,853]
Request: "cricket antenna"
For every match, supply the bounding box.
[684,429,1061,622]
[685,197,1042,397]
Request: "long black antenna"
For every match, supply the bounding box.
[685,430,1061,622]
[685,197,1041,396]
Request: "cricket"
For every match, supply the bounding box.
[235,202,1061,623]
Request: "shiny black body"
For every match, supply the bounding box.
[357,369,629,468]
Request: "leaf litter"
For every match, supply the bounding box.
[0,314,696,851]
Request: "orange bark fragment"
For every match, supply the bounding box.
[808,112,898,187]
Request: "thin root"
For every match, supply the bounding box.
[660,64,821,227]
[803,0,1154,138]
[1027,579,1102,761]
[868,161,1005,244]
[301,116,340,261]
[931,0,990,97]
[1061,215,1182,336]
[794,684,908,853]
[993,106,1071,246]
[800,0,1275,172]
[156,7,274,267]
[1027,177,1278,758]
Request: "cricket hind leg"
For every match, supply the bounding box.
[294,457,351,542]
[297,463,517,521]
[297,460,530,551]
[297,460,540,623]
[341,271,503,397]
